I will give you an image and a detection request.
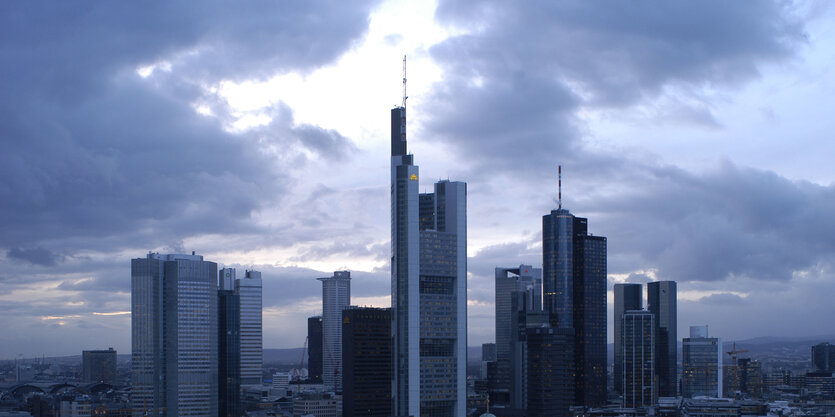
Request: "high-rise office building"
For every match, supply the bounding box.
[614,283,642,396]
[648,281,677,397]
[495,265,541,405]
[391,93,468,417]
[543,208,607,407]
[131,252,218,417]
[319,271,351,392]
[237,270,262,386]
[218,268,241,417]
[82,348,117,384]
[508,291,552,412]
[622,310,656,408]
[682,325,723,398]
[342,307,392,417]
[526,326,574,417]
[812,342,835,373]
[308,316,323,383]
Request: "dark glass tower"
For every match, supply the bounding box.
[812,342,835,373]
[82,348,117,384]
[543,210,607,407]
[614,283,643,395]
[342,307,392,417]
[622,310,656,408]
[218,286,241,417]
[308,316,323,383]
[526,327,574,417]
[648,281,677,397]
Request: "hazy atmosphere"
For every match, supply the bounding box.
[2,0,834,358]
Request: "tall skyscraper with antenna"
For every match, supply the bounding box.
[542,167,607,407]
[391,56,467,417]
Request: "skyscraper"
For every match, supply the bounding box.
[542,208,607,407]
[131,252,218,417]
[391,79,468,417]
[318,270,351,392]
[622,310,656,408]
[237,270,262,386]
[682,325,723,398]
[82,348,117,384]
[508,291,552,412]
[308,316,323,383]
[812,342,835,373]
[648,281,677,397]
[342,306,392,417]
[218,268,241,417]
[495,265,542,405]
[526,326,574,417]
[614,283,642,396]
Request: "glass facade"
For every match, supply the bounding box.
[308,316,323,383]
[391,105,467,417]
[82,348,117,385]
[542,211,607,407]
[218,288,241,417]
[131,253,218,417]
[648,281,677,397]
[526,327,574,417]
[318,271,351,392]
[614,283,642,396]
[237,270,262,386]
[622,310,656,408]
[495,265,542,408]
[682,326,723,398]
[342,307,392,417]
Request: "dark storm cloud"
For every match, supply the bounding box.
[7,247,62,267]
[597,161,835,283]
[0,1,381,355]
[0,1,379,254]
[424,0,805,169]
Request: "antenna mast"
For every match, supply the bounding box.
[558,165,562,209]
[402,55,407,108]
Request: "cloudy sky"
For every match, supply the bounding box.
[2,0,834,358]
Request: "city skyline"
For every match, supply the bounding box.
[3,1,835,358]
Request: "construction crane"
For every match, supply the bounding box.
[291,335,309,394]
[726,342,749,365]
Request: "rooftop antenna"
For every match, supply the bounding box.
[558,165,562,209]
[402,55,408,108]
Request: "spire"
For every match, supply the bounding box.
[402,55,408,109]
[558,165,562,209]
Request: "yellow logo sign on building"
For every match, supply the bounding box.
[410,174,418,181]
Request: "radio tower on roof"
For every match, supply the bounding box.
[402,55,408,109]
